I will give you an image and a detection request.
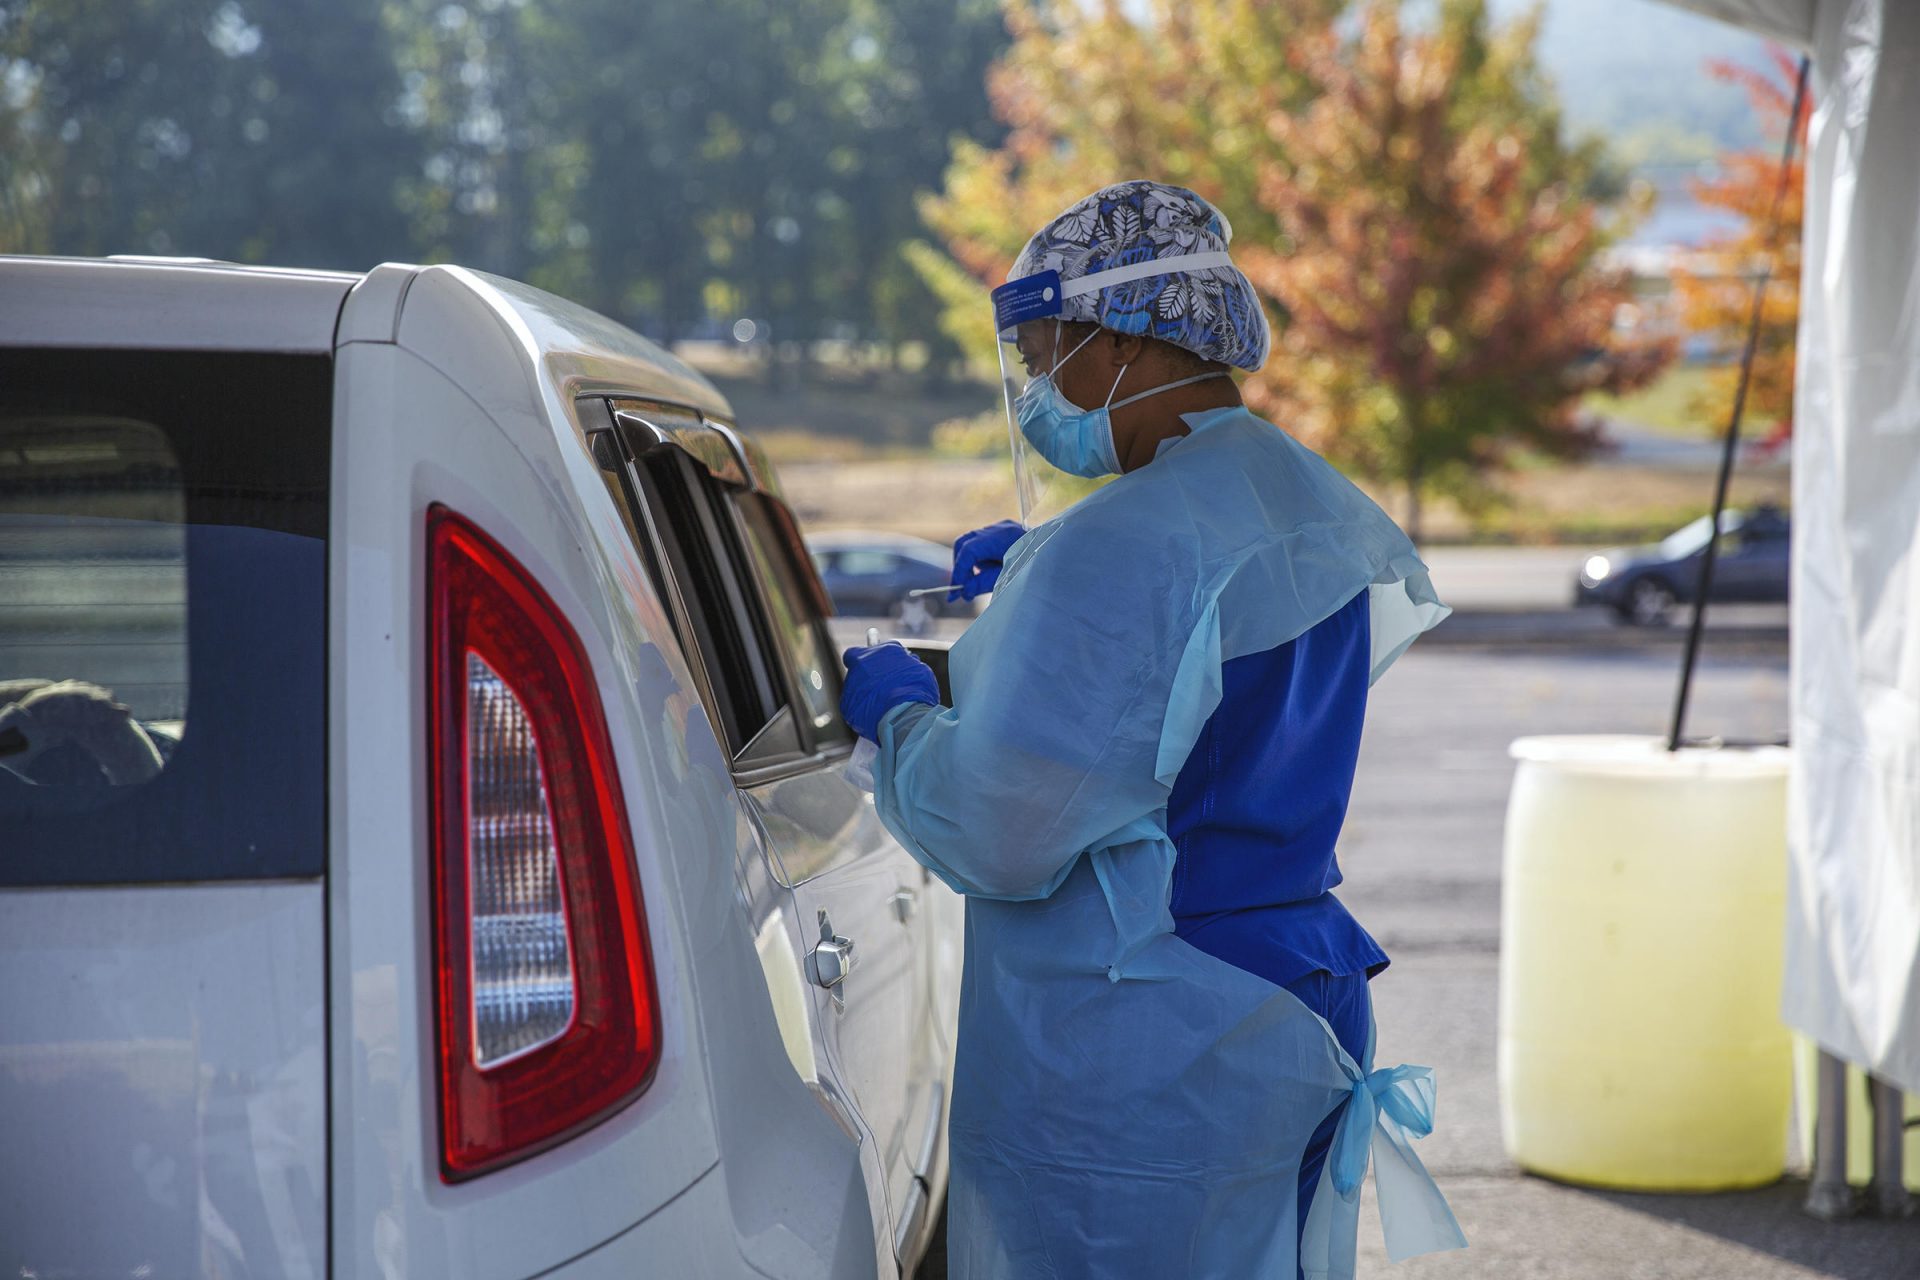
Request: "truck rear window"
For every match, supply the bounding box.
[0,348,328,886]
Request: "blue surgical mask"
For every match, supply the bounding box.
[1015,378,1123,478]
[1016,327,1230,479]
[1014,328,1118,478]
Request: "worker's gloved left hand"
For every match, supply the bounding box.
[949,519,1026,602]
[840,643,940,741]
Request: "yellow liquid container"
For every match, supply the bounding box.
[1500,735,1793,1190]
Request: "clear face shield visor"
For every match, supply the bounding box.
[994,310,1097,526]
[990,254,1236,526]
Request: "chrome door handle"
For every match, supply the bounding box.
[891,889,918,924]
[808,910,856,1000]
[811,936,855,987]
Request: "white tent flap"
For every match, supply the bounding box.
[1784,0,1920,1095]
[1656,0,1816,46]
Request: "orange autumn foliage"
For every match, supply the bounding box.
[915,0,1670,537]
[1672,48,1808,446]
[1240,3,1671,536]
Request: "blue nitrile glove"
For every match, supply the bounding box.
[948,519,1026,602]
[840,643,941,741]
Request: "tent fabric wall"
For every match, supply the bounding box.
[1651,0,1920,1094]
[1781,0,1920,1097]
[1782,0,1920,1096]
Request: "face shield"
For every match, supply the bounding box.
[991,254,1236,526]
[994,310,1104,526]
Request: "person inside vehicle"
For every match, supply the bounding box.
[838,181,1463,1278]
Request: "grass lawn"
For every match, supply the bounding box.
[1582,360,1789,441]
[1466,465,1788,546]
[674,345,1787,548]
[1585,363,1724,438]
[776,451,1790,548]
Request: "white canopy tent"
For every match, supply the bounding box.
[1660,0,1815,45]
[1659,0,1920,1096]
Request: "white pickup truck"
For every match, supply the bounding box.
[0,256,962,1278]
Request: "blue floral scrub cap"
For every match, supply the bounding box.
[1006,180,1270,372]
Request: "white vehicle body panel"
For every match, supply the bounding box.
[0,255,354,351]
[0,884,327,1277]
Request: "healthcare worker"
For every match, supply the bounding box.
[841,181,1464,1279]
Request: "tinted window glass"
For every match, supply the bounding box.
[0,349,328,886]
[630,448,790,757]
[2,417,188,737]
[735,494,851,746]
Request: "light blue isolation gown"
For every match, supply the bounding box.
[869,406,1465,1278]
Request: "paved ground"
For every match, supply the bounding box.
[1342,644,1920,1278]
[1420,545,1602,612]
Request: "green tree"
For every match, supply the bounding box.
[1,0,241,256]
[0,0,1008,365]
[519,0,1003,364]
[0,0,418,266]
[524,0,861,347]
[822,0,1005,370]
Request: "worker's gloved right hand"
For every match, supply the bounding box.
[840,643,940,741]
[948,519,1026,602]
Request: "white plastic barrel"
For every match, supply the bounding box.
[1499,735,1792,1190]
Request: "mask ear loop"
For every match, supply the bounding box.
[1046,323,1102,389]
[1108,369,1232,412]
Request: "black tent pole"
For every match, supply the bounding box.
[1668,55,1812,753]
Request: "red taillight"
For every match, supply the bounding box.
[428,506,659,1181]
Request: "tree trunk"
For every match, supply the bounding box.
[1401,408,1426,545]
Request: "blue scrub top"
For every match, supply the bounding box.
[1168,587,1388,987]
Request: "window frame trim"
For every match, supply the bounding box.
[578,397,851,785]
[721,488,854,757]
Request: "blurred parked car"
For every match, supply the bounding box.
[0,256,961,1279]
[809,530,976,625]
[1575,505,1790,626]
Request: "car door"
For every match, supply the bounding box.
[592,400,939,1258]
[726,498,946,1261]
[1738,524,1791,602]
[1710,528,1778,602]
